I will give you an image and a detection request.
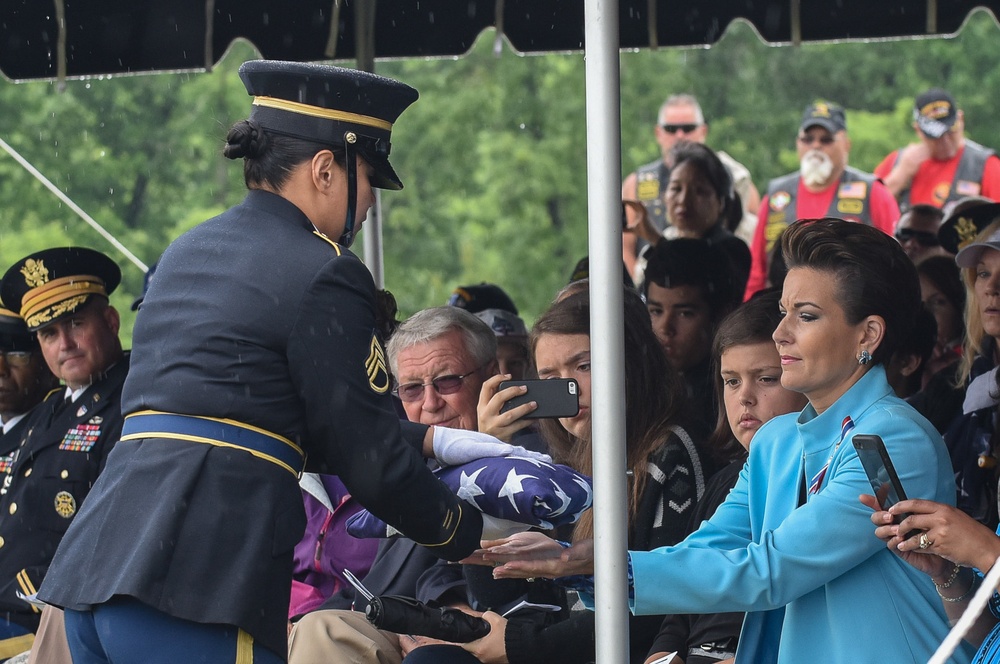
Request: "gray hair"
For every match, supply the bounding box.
[658,93,705,125]
[386,305,497,376]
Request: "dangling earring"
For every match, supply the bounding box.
[858,349,872,366]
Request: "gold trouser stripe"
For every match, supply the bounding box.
[0,633,34,659]
[236,629,253,664]
[253,96,392,132]
[120,432,298,477]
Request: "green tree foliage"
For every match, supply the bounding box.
[1,14,1000,334]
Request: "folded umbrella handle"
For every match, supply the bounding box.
[365,595,491,643]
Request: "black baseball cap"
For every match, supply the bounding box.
[913,89,958,139]
[800,102,847,134]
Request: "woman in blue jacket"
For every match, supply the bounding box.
[476,218,972,663]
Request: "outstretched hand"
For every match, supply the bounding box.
[463,531,596,580]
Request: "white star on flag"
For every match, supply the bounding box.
[498,468,537,513]
[457,466,487,503]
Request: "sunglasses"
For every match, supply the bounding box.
[393,365,485,402]
[661,123,701,134]
[1,351,33,368]
[797,134,835,146]
[895,228,940,247]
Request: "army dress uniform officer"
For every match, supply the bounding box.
[0,306,58,463]
[0,248,126,654]
[38,61,490,664]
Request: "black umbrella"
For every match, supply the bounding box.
[1,0,997,81]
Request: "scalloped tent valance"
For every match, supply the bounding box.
[1,0,998,81]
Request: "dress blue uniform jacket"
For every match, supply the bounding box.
[38,190,481,656]
[628,366,974,663]
[0,357,128,631]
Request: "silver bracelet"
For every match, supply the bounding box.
[938,572,979,603]
[934,564,962,590]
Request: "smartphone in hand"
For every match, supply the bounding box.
[499,378,580,419]
[852,434,919,539]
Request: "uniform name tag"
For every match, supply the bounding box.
[60,424,101,452]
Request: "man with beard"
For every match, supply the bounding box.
[744,102,899,298]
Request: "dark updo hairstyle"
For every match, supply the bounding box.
[223,119,345,191]
[707,289,787,461]
[667,141,736,222]
[529,286,684,542]
[780,218,921,365]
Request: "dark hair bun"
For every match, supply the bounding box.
[223,120,268,160]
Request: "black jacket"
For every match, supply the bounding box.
[39,190,481,656]
[0,356,128,631]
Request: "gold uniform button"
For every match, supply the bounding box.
[23,468,31,478]
[60,470,69,479]
[0,537,5,548]
[8,503,16,515]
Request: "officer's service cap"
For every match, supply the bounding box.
[239,60,418,191]
[0,247,121,332]
[0,305,36,352]
[938,202,1000,263]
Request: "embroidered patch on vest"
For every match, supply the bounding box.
[54,491,76,518]
[366,334,390,394]
[59,424,101,452]
[769,191,791,211]
[838,181,867,199]
[636,178,660,201]
[836,199,864,215]
[956,180,982,197]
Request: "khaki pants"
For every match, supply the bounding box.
[26,606,71,664]
[288,610,402,664]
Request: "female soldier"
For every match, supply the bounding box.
[37,61,500,663]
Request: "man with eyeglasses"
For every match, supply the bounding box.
[622,94,761,283]
[289,306,532,663]
[895,204,947,263]
[0,247,127,655]
[876,88,1000,213]
[745,101,899,298]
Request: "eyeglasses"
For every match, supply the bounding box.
[661,123,701,134]
[895,228,940,247]
[797,134,835,146]
[0,351,32,368]
[393,365,485,402]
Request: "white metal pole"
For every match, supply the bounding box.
[583,1,630,663]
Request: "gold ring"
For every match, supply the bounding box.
[919,532,933,550]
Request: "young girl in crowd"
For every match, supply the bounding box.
[643,289,807,664]
[406,287,714,664]
[476,219,970,664]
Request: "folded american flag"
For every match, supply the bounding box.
[346,454,593,539]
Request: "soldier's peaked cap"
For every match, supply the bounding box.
[0,247,120,332]
[239,60,418,191]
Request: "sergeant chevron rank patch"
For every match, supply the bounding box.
[366,334,390,394]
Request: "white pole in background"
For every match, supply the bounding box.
[583,0,630,662]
